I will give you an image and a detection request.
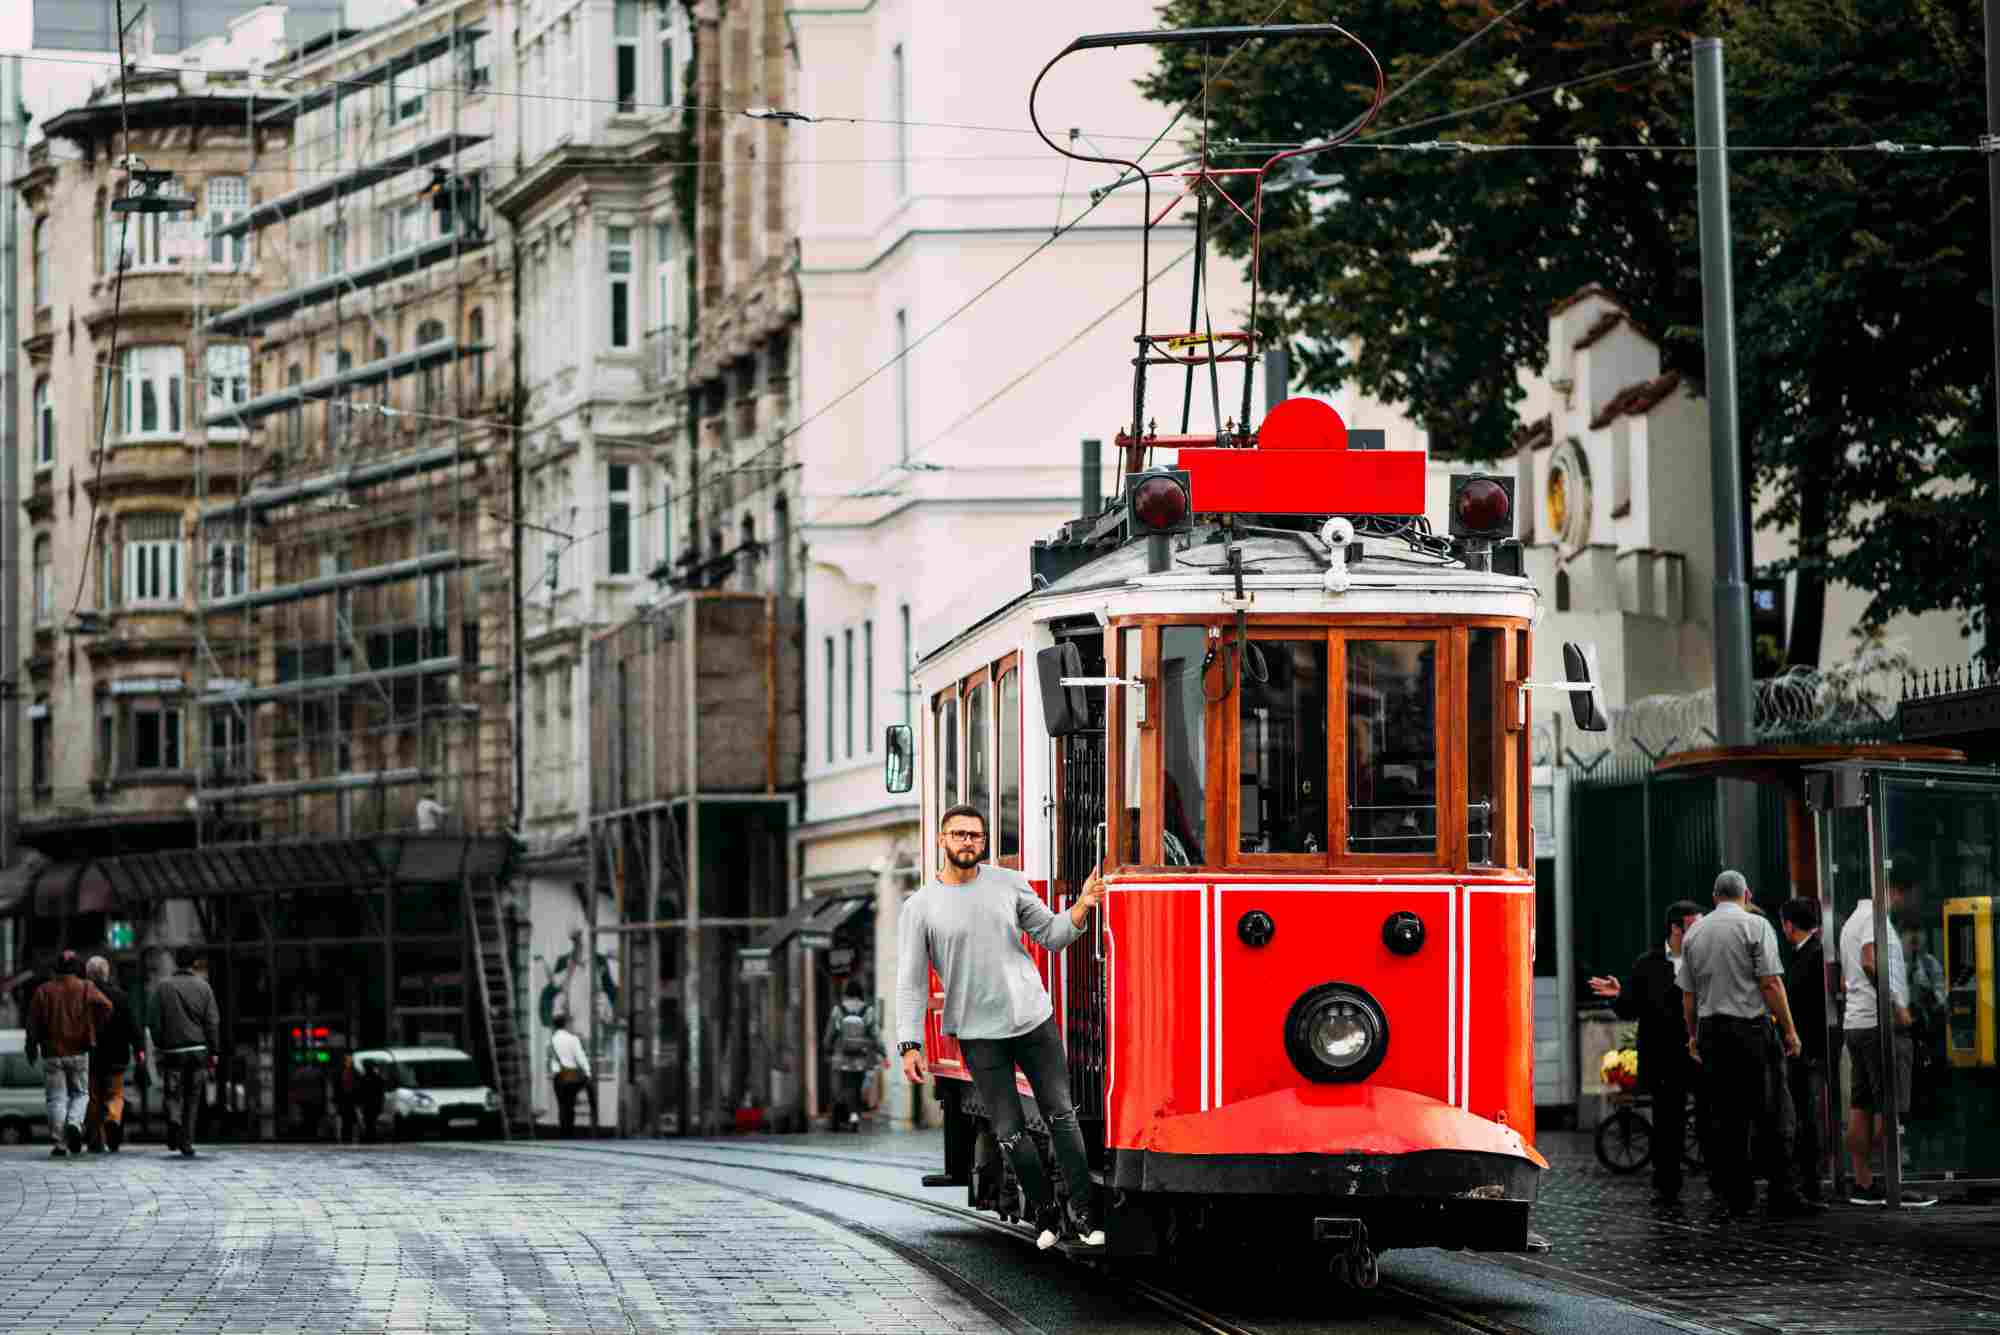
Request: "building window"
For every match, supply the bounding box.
[739,514,758,589]
[205,345,251,433]
[660,481,675,575]
[1555,568,1571,612]
[389,58,428,124]
[122,513,182,607]
[608,226,633,349]
[98,702,114,780]
[468,309,486,402]
[417,318,448,411]
[895,309,910,460]
[652,221,675,369]
[32,536,51,626]
[120,346,184,439]
[207,708,247,781]
[607,463,632,575]
[383,200,427,254]
[105,177,184,269]
[207,539,247,600]
[206,176,249,268]
[773,496,790,597]
[844,628,855,759]
[658,7,677,108]
[32,217,48,307]
[864,620,874,748]
[322,220,346,275]
[892,43,908,197]
[285,364,303,453]
[458,32,491,92]
[33,379,53,468]
[825,636,836,765]
[130,703,182,771]
[31,702,50,794]
[615,0,640,112]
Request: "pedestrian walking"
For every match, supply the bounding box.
[547,1014,592,1138]
[152,946,222,1158]
[358,1059,386,1143]
[26,955,113,1157]
[822,979,886,1132]
[1677,870,1816,1218]
[81,956,143,1154]
[1837,873,1937,1207]
[1588,899,1705,1207]
[896,804,1107,1251]
[332,1054,360,1144]
[1776,898,1832,1201]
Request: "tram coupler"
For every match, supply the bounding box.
[1316,1218,1379,1290]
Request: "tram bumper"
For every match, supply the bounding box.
[1109,1086,1546,1253]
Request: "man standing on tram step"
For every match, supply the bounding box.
[897,803,1108,1251]
[1677,870,1819,1219]
[824,978,886,1131]
[82,956,144,1153]
[26,955,113,1158]
[152,946,222,1158]
[547,1013,592,1138]
[1837,871,1937,1207]
[1588,899,1705,1208]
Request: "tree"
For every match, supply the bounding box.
[1141,0,1996,663]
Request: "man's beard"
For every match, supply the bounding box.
[945,847,982,870]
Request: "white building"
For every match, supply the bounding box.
[789,2,1253,1125]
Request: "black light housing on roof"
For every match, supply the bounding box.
[1448,473,1514,539]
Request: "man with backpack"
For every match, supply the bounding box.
[822,979,885,1131]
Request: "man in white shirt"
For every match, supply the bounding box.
[1838,879,1935,1207]
[547,1014,593,1138]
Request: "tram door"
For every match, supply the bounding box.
[1052,632,1108,1160]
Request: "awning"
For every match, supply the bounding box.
[746,892,873,954]
[0,852,50,913]
[32,863,120,915]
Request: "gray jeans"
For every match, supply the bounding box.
[958,1019,1095,1228]
[43,1054,89,1141]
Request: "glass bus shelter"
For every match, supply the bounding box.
[1806,761,2000,1207]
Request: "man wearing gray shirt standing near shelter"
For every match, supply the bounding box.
[1678,870,1817,1218]
[897,803,1105,1251]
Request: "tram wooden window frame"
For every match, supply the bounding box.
[1102,614,1529,876]
[992,652,1023,871]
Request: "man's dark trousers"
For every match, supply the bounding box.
[1651,1077,1690,1198]
[1700,1014,1795,1210]
[1787,1056,1829,1198]
[554,1077,582,1137]
[160,1051,207,1151]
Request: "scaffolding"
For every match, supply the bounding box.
[191,4,501,845]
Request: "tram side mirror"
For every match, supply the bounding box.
[884,725,915,793]
[1037,642,1089,737]
[1561,641,1610,732]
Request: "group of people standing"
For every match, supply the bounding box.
[1590,869,1937,1216]
[23,945,221,1159]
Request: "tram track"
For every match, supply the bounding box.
[513,1138,1528,1335]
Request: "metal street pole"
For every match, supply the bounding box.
[1985,0,2000,658]
[1694,38,1759,875]
[0,57,21,892]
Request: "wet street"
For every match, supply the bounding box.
[0,1127,1995,1334]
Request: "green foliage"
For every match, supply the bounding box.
[1141,0,1998,640]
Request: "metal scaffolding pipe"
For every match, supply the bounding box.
[205,550,480,614]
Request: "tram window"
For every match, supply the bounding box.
[1239,639,1328,854]
[1120,627,1142,862]
[1467,628,1501,866]
[1345,640,1437,856]
[968,681,991,833]
[938,695,959,813]
[1160,626,1207,865]
[998,670,1021,861]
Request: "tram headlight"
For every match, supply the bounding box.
[1284,983,1389,1083]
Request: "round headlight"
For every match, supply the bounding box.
[1285,982,1389,1083]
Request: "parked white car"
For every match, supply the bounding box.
[0,1028,48,1145]
[351,1047,502,1140]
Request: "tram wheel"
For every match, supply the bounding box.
[1593,1106,1652,1174]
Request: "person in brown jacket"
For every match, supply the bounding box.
[27,955,113,1158]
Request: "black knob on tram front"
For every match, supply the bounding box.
[1382,911,1425,955]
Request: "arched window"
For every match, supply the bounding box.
[468,309,486,403]
[1555,568,1572,612]
[33,379,53,468]
[32,217,49,307]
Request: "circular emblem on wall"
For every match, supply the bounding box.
[1546,441,1592,548]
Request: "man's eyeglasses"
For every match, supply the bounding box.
[943,831,986,844]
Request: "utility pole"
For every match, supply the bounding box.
[1694,38,1759,875]
[0,57,22,893]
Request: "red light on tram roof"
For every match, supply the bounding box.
[1449,475,1513,539]
[1131,474,1191,531]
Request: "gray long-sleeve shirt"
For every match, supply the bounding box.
[896,864,1084,1046]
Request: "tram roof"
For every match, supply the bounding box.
[916,526,1534,671]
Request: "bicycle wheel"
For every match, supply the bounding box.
[1594,1106,1653,1174]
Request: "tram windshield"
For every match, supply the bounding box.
[1109,619,1529,873]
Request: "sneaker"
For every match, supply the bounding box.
[1899,1189,1939,1209]
[1034,1204,1061,1252]
[180,1141,196,1159]
[1071,1227,1107,1247]
[1848,1182,1887,1206]
[1035,1226,1059,1251]
[106,1123,123,1153]
[164,1122,182,1154]
[64,1124,82,1155]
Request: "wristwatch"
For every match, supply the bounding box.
[897,1041,923,1056]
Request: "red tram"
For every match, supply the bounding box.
[880,22,1609,1282]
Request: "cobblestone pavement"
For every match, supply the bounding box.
[0,1144,1028,1335]
[1504,1131,2000,1335]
